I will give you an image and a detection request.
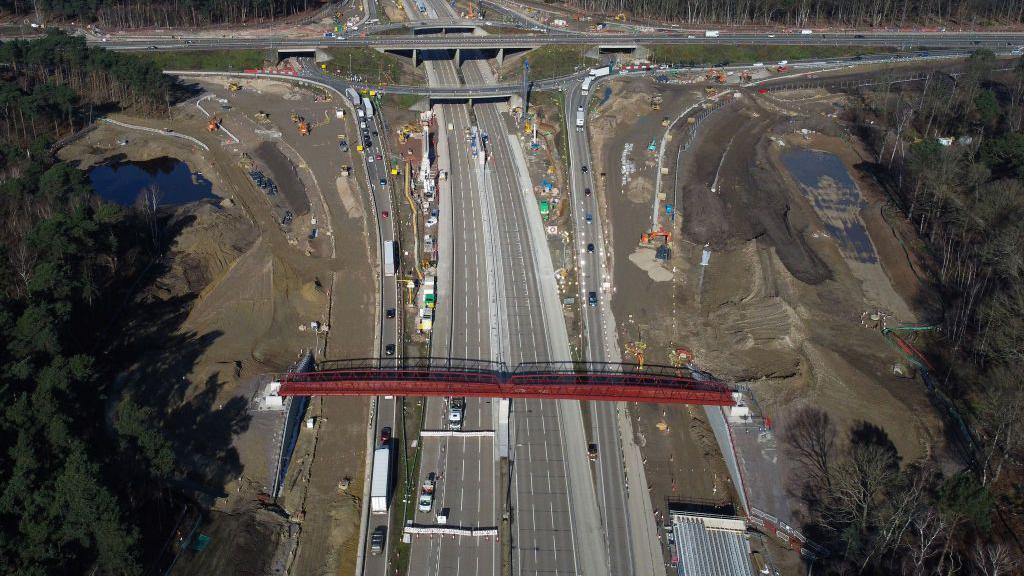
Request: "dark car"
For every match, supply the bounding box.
[386,308,396,319]
[370,527,386,555]
[380,426,392,445]
[385,344,395,356]
[380,178,388,187]
[587,243,595,253]
[588,443,598,461]
[588,291,598,306]
[584,187,592,196]
[581,165,589,173]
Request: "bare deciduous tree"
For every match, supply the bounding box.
[973,542,1022,576]
[783,406,837,490]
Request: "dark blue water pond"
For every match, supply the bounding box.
[88,157,215,206]
[781,149,878,264]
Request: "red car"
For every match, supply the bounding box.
[758,88,769,94]
[380,426,392,445]
[382,210,389,219]
[375,153,383,161]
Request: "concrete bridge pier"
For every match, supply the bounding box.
[412,48,418,68]
[496,47,504,67]
[455,47,461,66]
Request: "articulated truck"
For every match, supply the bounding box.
[370,446,390,514]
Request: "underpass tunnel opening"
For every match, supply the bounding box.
[597,46,639,56]
[429,94,511,106]
[412,25,478,35]
[277,48,319,62]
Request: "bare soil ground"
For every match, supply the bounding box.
[60,74,379,574]
[590,76,944,571]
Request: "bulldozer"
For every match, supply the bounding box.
[649,95,662,110]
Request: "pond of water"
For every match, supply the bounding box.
[88,157,215,206]
[781,149,878,264]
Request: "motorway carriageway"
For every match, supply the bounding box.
[402,1,499,575]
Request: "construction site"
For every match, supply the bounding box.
[585,70,943,567]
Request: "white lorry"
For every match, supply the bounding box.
[370,446,390,514]
[590,66,611,77]
[362,96,375,119]
[704,30,720,37]
[383,240,396,277]
[575,106,585,131]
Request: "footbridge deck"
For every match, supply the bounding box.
[275,358,736,405]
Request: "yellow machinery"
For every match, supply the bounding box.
[228,82,241,92]
[614,13,626,21]
[624,341,646,369]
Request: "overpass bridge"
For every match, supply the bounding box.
[97,31,1024,53]
[273,357,736,405]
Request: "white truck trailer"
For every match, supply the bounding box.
[362,96,375,118]
[370,446,390,514]
[345,87,360,106]
[383,240,396,277]
[575,106,585,131]
[590,66,611,77]
[704,30,720,37]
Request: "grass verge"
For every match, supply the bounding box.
[385,93,422,110]
[389,396,425,576]
[324,47,416,84]
[136,49,265,71]
[646,44,898,67]
[503,45,596,81]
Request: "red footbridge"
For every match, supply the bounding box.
[277,358,736,405]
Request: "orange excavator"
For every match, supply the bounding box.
[298,120,310,135]
[207,117,220,132]
[704,68,726,84]
[640,228,672,244]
